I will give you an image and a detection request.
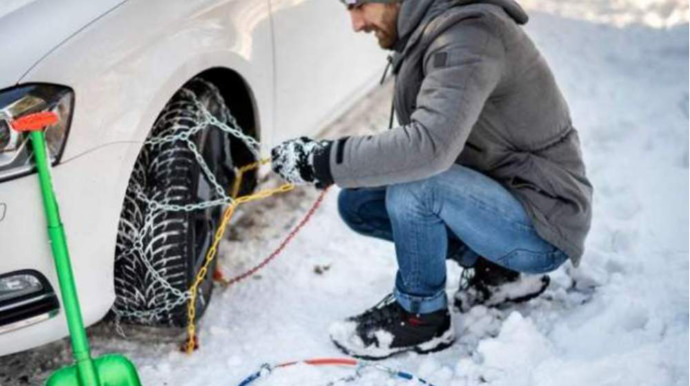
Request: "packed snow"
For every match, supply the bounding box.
[1,0,688,385]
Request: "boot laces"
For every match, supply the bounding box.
[362,294,404,327]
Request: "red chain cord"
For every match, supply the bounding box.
[214,187,330,287]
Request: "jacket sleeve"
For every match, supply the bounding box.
[318,18,505,188]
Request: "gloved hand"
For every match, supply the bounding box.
[271,137,331,187]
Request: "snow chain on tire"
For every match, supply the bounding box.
[113,78,259,327]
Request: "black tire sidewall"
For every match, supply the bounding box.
[115,78,237,327]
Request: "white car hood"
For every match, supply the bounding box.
[0,0,127,89]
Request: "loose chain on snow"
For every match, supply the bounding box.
[111,82,330,354]
[236,358,437,386]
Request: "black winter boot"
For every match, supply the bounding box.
[329,294,455,360]
[454,258,550,312]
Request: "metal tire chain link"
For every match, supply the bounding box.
[112,87,219,324]
[110,80,326,356]
[111,82,266,326]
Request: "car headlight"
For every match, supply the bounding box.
[0,84,74,182]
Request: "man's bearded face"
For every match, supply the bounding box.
[348,3,401,49]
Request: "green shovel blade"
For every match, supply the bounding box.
[47,355,142,386]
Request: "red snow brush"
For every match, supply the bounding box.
[10,111,59,131]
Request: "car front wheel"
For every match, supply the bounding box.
[113,78,256,327]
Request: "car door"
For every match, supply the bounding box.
[268,0,385,144]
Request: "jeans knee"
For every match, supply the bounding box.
[337,189,360,228]
[385,181,428,219]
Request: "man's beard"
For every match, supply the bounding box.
[375,28,397,49]
[374,4,399,50]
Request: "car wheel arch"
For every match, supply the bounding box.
[116,65,262,200]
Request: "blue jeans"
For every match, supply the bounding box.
[338,165,568,314]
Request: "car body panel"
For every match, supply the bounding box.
[22,0,275,160]
[0,143,128,355]
[270,0,385,143]
[0,0,128,88]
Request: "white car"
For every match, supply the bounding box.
[0,0,384,356]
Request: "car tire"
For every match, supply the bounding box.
[113,78,256,327]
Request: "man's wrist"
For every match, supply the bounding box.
[313,140,334,187]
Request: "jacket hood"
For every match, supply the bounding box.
[395,0,528,50]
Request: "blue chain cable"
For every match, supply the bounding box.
[235,359,438,386]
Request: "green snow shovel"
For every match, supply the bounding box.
[10,112,142,386]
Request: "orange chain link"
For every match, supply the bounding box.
[183,158,329,354]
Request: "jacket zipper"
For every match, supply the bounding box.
[380,55,393,85]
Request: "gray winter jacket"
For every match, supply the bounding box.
[314,0,593,265]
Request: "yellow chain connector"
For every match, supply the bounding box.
[184,158,293,354]
[231,158,272,199]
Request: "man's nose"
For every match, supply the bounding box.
[349,10,366,32]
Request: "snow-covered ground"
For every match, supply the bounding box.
[1,0,688,385]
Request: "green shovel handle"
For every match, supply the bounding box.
[29,130,101,386]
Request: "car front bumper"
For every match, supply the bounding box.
[0,141,134,356]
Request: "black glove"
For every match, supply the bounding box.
[271,137,332,188]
